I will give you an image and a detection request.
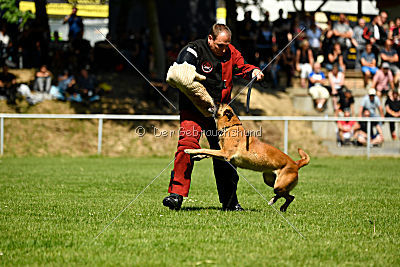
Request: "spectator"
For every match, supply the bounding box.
[328,63,346,110]
[0,25,10,61]
[368,15,385,47]
[352,18,368,70]
[380,39,400,85]
[361,43,378,87]
[306,22,322,61]
[295,39,314,88]
[379,11,389,35]
[322,19,335,63]
[0,65,17,104]
[337,109,357,146]
[333,14,353,53]
[63,7,84,41]
[371,62,395,97]
[359,88,384,119]
[269,44,282,89]
[308,62,329,112]
[75,68,100,103]
[354,108,384,146]
[256,17,274,68]
[49,69,75,101]
[336,88,355,117]
[280,47,295,87]
[385,89,400,140]
[33,65,52,93]
[273,9,291,50]
[326,42,346,72]
[238,11,257,63]
[389,17,400,49]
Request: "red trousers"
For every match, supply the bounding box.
[168,110,239,206]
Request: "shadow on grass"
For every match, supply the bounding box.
[180,206,260,212]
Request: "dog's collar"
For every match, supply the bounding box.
[218,123,243,136]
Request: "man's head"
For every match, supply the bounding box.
[385,39,393,49]
[40,65,48,73]
[244,11,252,20]
[332,63,339,75]
[339,13,346,23]
[393,89,399,99]
[278,9,283,18]
[72,7,78,15]
[313,62,321,72]
[382,62,390,74]
[368,88,376,101]
[208,24,231,57]
[380,11,388,24]
[365,42,372,53]
[358,18,365,28]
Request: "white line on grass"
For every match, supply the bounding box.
[225,160,306,239]
[93,157,175,241]
[96,29,177,110]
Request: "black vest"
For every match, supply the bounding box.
[177,38,230,112]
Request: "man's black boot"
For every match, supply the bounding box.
[163,193,183,210]
[222,203,244,211]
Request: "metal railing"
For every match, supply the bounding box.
[1,113,399,158]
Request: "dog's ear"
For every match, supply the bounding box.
[223,109,234,120]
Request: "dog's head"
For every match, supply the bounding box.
[214,104,241,130]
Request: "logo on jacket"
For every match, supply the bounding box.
[201,61,213,73]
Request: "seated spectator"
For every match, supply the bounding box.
[354,108,384,146]
[380,39,400,85]
[385,89,400,140]
[306,23,322,60]
[352,18,368,70]
[336,88,355,117]
[337,109,357,146]
[295,39,314,88]
[33,65,52,93]
[359,88,384,119]
[333,13,353,52]
[49,69,75,101]
[371,62,395,97]
[389,17,400,49]
[328,64,346,110]
[72,68,100,103]
[0,65,17,104]
[361,43,378,87]
[326,43,346,72]
[308,62,329,112]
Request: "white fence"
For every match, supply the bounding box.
[1,114,400,158]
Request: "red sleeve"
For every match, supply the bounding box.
[229,44,259,80]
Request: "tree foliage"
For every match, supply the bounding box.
[0,0,35,28]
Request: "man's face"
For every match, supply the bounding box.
[313,63,321,72]
[380,12,388,23]
[363,109,371,117]
[339,14,346,23]
[369,95,375,102]
[208,31,231,57]
[366,44,372,53]
[72,8,77,15]
[359,19,365,28]
[345,91,351,99]
[383,68,389,74]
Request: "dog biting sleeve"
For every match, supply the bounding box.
[166,62,215,117]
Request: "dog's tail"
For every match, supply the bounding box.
[295,148,310,169]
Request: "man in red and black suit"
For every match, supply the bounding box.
[163,24,264,211]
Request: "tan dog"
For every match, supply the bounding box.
[185,104,310,212]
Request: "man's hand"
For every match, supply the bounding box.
[252,69,264,81]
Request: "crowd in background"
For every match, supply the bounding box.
[1,8,400,145]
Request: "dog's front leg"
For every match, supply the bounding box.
[184,148,228,161]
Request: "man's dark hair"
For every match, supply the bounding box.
[208,24,231,39]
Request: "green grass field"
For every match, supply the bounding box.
[0,156,399,266]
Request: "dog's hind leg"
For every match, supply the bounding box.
[268,195,280,206]
[279,195,295,212]
[263,172,276,188]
